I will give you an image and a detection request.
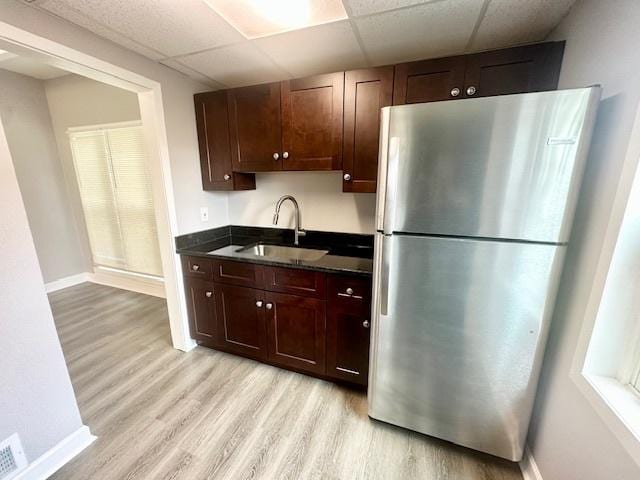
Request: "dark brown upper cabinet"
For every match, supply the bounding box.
[463,42,565,99]
[228,82,283,172]
[393,42,565,104]
[281,72,344,171]
[194,92,255,190]
[393,56,467,105]
[342,67,394,193]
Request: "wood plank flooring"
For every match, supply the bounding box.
[49,283,522,480]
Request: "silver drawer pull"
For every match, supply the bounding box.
[362,320,370,328]
[205,291,212,298]
[256,300,263,308]
[192,264,200,271]
[337,292,364,299]
[266,303,273,310]
[346,287,354,295]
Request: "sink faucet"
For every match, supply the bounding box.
[273,195,306,245]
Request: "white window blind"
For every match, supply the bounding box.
[69,123,163,278]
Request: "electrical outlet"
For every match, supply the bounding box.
[200,207,209,222]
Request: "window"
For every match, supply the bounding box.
[69,122,162,277]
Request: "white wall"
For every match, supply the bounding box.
[0,1,228,235]
[228,171,376,233]
[0,69,85,283]
[0,114,83,462]
[529,1,640,478]
[44,74,144,274]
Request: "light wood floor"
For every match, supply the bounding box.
[49,283,522,480]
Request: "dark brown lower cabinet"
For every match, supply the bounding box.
[326,274,372,385]
[182,256,372,386]
[265,292,326,375]
[184,277,217,345]
[214,283,268,361]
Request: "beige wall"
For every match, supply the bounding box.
[529,1,640,478]
[0,69,85,283]
[0,113,83,462]
[44,74,144,274]
[228,171,376,234]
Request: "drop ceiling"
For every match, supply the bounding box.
[23,0,576,88]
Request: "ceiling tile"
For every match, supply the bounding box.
[344,0,432,17]
[255,21,367,77]
[204,0,348,39]
[472,0,576,51]
[355,0,485,65]
[40,0,244,58]
[178,43,287,87]
[160,59,224,88]
[40,0,166,60]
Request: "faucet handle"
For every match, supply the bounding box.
[297,229,306,237]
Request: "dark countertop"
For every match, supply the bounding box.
[175,225,374,277]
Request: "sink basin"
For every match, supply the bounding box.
[236,243,329,262]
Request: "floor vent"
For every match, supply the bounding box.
[0,434,27,480]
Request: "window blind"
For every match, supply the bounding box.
[70,124,163,278]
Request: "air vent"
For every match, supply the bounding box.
[0,434,27,480]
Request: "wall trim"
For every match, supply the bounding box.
[89,268,165,298]
[519,446,543,480]
[44,273,90,293]
[16,425,95,480]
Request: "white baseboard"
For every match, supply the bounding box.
[16,425,96,480]
[520,445,543,480]
[44,273,90,293]
[89,268,165,298]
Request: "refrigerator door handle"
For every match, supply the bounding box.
[380,235,391,315]
[375,108,391,232]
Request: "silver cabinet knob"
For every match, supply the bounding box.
[223,174,231,180]
[192,264,200,271]
[450,87,461,97]
[265,303,273,310]
[362,320,370,328]
[273,152,279,160]
[282,151,289,159]
[346,287,354,295]
[466,86,477,96]
[256,300,263,308]
[205,291,212,298]
[343,173,352,181]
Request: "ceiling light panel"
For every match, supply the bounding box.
[204,0,348,39]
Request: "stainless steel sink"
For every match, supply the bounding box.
[236,243,329,262]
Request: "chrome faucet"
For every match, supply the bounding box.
[273,195,306,245]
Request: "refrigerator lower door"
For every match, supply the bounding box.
[368,233,565,461]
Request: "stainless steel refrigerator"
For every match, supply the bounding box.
[368,87,601,461]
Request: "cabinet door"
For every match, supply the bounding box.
[343,67,394,193]
[214,284,268,361]
[194,92,255,191]
[326,275,371,385]
[228,82,282,172]
[184,277,217,346]
[281,72,344,170]
[393,56,466,105]
[265,292,326,375]
[463,42,564,99]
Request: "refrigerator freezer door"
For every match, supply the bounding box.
[368,234,565,461]
[381,87,600,242]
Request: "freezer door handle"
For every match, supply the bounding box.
[375,108,391,232]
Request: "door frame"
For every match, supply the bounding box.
[0,21,196,351]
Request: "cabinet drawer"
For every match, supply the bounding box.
[182,256,214,280]
[213,259,264,288]
[264,266,326,298]
[327,274,372,311]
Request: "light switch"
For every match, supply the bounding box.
[200,207,209,222]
